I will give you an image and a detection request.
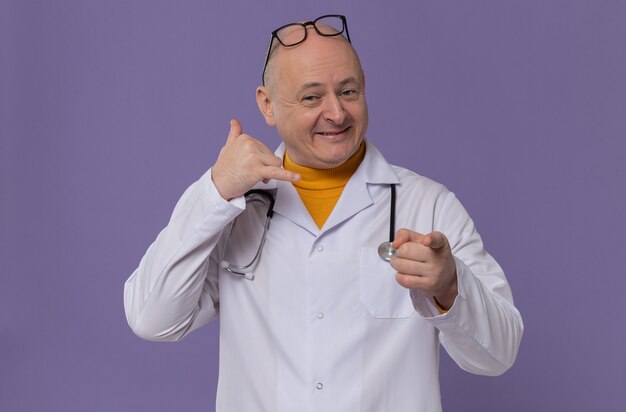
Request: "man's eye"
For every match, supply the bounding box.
[302,95,319,102]
[340,89,359,98]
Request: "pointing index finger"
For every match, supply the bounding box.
[392,228,425,249]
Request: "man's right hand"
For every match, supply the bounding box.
[211,119,301,200]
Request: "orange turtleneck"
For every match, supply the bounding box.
[283,144,366,229]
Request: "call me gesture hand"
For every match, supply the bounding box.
[391,229,459,310]
[211,119,301,200]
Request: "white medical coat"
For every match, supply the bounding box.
[124,141,523,412]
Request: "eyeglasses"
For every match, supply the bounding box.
[261,14,351,85]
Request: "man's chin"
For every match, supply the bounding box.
[314,143,362,168]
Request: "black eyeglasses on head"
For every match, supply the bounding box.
[261,14,351,86]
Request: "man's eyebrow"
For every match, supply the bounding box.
[337,77,360,87]
[298,82,323,92]
[297,77,361,93]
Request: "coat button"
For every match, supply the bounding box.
[316,382,324,390]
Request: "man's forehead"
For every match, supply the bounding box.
[277,32,353,64]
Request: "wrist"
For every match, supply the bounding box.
[434,275,458,310]
[211,168,234,201]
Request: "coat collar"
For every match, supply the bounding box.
[250,140,399,237]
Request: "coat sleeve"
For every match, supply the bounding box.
[123,169,244,342]
[410,191,524,376]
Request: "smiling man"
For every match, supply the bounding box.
[124,15,523,412]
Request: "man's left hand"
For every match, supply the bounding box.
[390,229,458,310]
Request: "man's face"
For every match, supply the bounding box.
[257,30,368,169]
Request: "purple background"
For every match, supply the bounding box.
[2,1,625,411]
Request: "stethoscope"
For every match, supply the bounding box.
[221,185,397,280]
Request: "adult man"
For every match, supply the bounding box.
[124,15,523,411]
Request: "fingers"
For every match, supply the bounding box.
[395,272,435,290]
[392,229,448,251]
[393,241,430,263]
[390,229,457,299]
[391,248,452,295]
[255,151,283,168]
[392,228,425,249]
[261,166,301,183]
[247,145,300,182]
[390,252,429,274]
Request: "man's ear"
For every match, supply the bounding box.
[256,86,276,127]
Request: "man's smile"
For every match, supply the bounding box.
[315,126,351,137]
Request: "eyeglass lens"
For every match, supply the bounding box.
[276,15,346,47]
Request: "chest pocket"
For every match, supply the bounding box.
[359,247,415,319]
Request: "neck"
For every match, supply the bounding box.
[283,143,366,228]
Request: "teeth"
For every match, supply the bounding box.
[318,128,348,136]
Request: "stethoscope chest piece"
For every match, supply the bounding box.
[378,241,397,262]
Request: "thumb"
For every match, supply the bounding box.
[420,231,448,250]
[227,118,243,142]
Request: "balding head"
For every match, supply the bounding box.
[263,24,362,91]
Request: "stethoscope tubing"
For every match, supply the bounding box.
[220,190,275,280]
[389,184,396,243]
[222,184,398,278]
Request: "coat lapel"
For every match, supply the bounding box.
[254,141,400,237]
[321,141,400,234]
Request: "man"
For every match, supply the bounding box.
[124,15,523,411]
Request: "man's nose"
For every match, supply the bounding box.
[322,95,347,123]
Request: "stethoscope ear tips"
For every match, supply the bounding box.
[220,260,230,269]
[244,272,254,280]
